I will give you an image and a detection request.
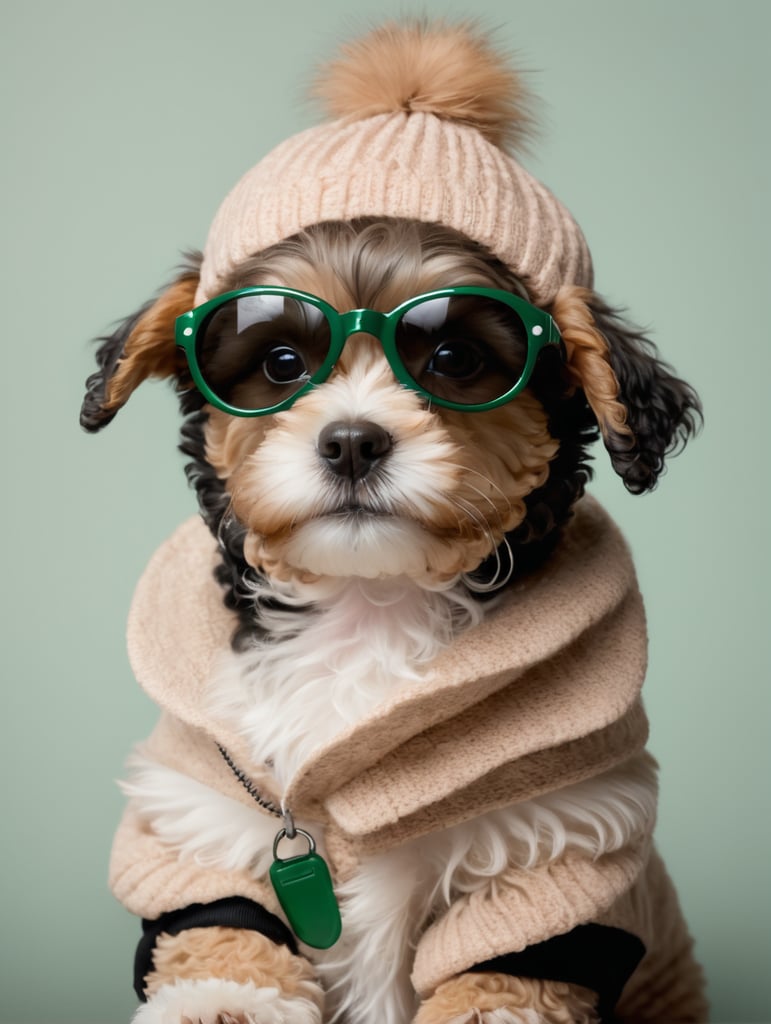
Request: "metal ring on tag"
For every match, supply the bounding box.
[273,827,316,861]
[281,804,297,840]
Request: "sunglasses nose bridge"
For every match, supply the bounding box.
[338,308,389,343]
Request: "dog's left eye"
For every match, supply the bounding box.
[427,341,485,381]
[263,345,308,384]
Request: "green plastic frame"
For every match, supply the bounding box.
[175,285,561,416]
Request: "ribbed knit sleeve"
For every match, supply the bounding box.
[411,842,648,998]
[109,800,277,921]
[611,849,709,1022]
[412,843,708,1022]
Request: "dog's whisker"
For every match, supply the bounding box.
[455,478,511,531]
[452,463,514,516]
[447,495,501,555]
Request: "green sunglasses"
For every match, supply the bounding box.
[175,285,561,416]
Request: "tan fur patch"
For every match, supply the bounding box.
[143,926,323,1008]
[103,268,199,411]
[415,971,598,1024]
[441,394,557,537]
[550,285,631,441]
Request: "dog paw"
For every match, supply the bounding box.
[442,1010,542,1024]
[415,973,599,1024]
[132,978,322,1024]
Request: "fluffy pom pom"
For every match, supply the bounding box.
[312,20,535,152]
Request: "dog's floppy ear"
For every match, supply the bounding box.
[80,254,201,433]
[551,285,702,494]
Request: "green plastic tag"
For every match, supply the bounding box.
[270,847,342,949]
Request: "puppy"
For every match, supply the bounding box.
[81,22,707,1024]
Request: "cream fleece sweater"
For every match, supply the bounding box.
[110,498,706,1019]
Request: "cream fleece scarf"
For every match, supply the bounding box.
[124,496,649,855]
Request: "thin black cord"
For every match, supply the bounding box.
[217,744,283,819]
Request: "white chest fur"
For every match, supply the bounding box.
[204,576,484,791]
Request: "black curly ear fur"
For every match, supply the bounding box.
[81,300,153,432]
[593,298,702,493]
[552,285,702,494]
[80,253,202,433]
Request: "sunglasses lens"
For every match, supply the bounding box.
[195,293,332,411]
[394,294,531,406]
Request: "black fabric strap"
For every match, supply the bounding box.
[469,923,645,1022]
[134,896,298,1000]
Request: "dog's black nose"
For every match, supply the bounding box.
[318,420,393,481]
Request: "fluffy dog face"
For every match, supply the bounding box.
[81,216,700,602]
[201,221,558,584]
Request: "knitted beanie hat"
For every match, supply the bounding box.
[196,22,593,307]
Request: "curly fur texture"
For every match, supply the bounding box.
[81,258,200,433]
[552,287,701,495]
[595,296,701,494]
[415,973,598,1024]
[132,977,321,1024]
[145,927,323,1006]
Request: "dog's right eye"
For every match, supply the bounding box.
[262,345,308,385]
[394,294,531,407]
[426,340,485,381]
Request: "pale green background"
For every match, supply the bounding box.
[1,0,769,1021]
